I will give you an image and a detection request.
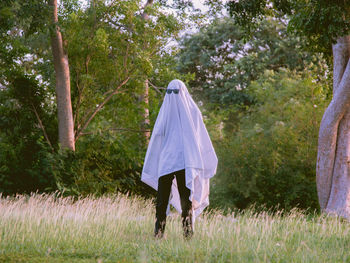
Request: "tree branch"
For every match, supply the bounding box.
[31,104,54,152]
[105,13,134,33]
[75,76,130,142]
[73,70,84,129]
[148,80,165,94]
[124,42,130,75]
[79,127,151,136]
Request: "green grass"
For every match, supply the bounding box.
[0,194,350,263]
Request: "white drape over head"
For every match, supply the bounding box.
[141,79,218,218]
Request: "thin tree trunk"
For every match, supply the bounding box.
[140,0,153,143]
[49,0,75,151]
[141,79,151,142]
[316,36,350,217]
[31,103,54,152]
[141,0,153,20]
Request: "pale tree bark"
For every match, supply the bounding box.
[317,36,350,218]
[141,79,151,141]
[142,0,153,20]
[49,0,75,151]
[140,0,153,143]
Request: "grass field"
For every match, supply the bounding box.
[0,193,350,263]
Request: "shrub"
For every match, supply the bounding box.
[211,70,330,211]
[50,135,155,198]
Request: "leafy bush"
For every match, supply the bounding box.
[0,76,155,197]
[51,135,155,198]
[211,70,330,211]
[177,16,327,107]
[0,75,57,195]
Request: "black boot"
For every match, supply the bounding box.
[154,219,166,238]
[182,215,193,239]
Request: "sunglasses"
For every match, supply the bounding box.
[166,89,179,94]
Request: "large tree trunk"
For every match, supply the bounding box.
[49,0,75,151]
[316,36,350,218]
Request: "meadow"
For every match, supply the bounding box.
[0,193,349,263]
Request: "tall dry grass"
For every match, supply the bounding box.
[0,193,350,262]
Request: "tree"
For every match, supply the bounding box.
[49,0,75,151]
[228,0,350,218]
[178,16,326,106]
[0,0,59,194]
[211,70,329,211]
[0,0,186,195]
[62,0,183,141]
[0,0,75,151]
[140,0,153,143]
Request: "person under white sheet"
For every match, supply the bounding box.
[141,79,218,238]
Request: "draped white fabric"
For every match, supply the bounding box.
[141,79,218,219]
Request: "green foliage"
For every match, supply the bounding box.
[211,70,330,211]
[0,72,155,197]
[0,0,335,214]
[61,0,184,139]
[177,16,327,106]
[0,70,59,195]
[287,1,350,55]
[228,0,350,56]
[49,135,155,197]
[0,93,56,194]
[0,0,186,197]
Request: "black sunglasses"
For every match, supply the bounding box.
[166,89,179,94]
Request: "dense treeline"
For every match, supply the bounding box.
[0,0,185,196]
[178,16,330,211]
[0,1,330,211]
[211,70,329,211]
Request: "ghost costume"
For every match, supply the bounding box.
[141,79,218,237]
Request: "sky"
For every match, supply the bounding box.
[191,0,210,12]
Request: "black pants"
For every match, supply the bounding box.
[154,169,193,238]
